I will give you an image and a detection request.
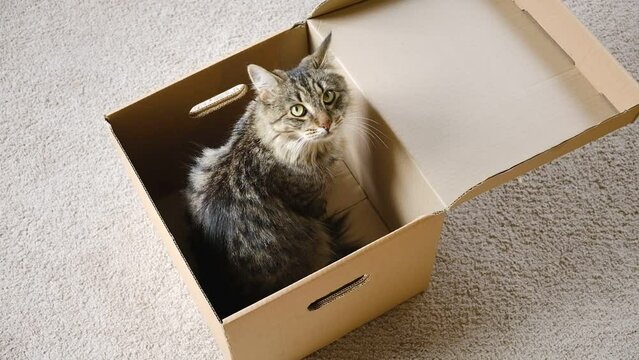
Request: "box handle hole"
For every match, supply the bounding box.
[189,84,248,118]
[307,274,369,311]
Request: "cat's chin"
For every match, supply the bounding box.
[307,135,330,142]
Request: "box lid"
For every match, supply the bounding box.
[308,0,639,209]
[310,0,364,18]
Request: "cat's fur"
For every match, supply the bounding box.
[185,34,351,314]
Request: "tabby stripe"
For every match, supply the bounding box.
[270,113,287,124]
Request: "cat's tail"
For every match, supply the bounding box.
[184,208,249,318]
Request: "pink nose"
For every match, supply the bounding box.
[320,122,331,131]
[318,113,332,131]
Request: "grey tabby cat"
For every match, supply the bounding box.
[185,34,351,313]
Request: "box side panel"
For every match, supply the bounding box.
[222,213,445,360]
[341,96,446,229]
[515,0,639,112]
[106,127,231,358]
[308,24,446,226]
[106,25,308,200]
[452,104,639,207]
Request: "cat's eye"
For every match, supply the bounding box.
[290,104,307,117]
[322,90,336,105]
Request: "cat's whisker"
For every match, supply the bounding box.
[344,122,373,145]
[348,117,389,135]
[350,119,391,144]
[363,129,389,149]
[348,116,384,126]
[347,126,374,153]
[346,122,389,149]
[357,122,390,140]
[345,118,389,139]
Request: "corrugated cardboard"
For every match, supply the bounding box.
[105,0,639,359]
[307,0,639,208]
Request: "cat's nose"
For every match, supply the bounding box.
[318,113,332,132]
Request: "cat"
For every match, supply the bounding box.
[185,34,352,315]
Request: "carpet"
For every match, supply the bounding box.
[1,0,637,358]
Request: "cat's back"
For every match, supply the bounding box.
[186,120,272,217]
[186,141,239,217]
[188,145,229,193]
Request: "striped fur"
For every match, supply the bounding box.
[185,35,352,315]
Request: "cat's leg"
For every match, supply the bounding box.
[305,218,334,271]
[306,196,328,219]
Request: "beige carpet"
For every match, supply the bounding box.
[1,0,637,358]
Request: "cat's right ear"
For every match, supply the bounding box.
[247,64,282,101]
[300,33,332,69]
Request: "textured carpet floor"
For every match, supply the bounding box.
[1,0,637,359]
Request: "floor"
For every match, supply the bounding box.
[1,0,637,358]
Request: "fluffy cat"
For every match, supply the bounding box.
[185,34,351,314]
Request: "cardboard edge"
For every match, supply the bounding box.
[222,210,446,324]
[309,0,366,18]
[515,0,639,112]
[449,104,639,209]
[221,210,446,359]
[103,117,233,358]
[104,24,307,121]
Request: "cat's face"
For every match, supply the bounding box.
[248,34,350,150]
[267,67,349,143]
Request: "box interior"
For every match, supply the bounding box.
[148,55,425,317]
[107,24,427,320]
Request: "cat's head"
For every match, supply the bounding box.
[247,34,350,165]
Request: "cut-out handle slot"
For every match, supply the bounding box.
[307,274,369,311]
[189,84,248,118]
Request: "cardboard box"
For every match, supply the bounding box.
[105,0,639,358]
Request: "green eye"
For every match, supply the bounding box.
[322,90,336,104]
[290,104,307,117]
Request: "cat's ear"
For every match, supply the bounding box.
[247,64,282,100]
[301,33,332,69]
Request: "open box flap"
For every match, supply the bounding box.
[308,0,639,209]
[310,0,365,18]
[515,0,639,112]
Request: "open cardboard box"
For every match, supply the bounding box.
[105,0,639,359]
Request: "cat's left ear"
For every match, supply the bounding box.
[247,64,282,100]
[301,33,332,69]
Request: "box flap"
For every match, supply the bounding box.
[515,0,639,112]
[308,0,639,209]
[309,0,365,18]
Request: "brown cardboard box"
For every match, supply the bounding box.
[105,1,639,359]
